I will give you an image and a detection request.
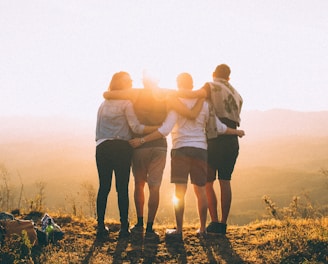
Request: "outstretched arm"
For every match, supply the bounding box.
[103,89,139,102]
[143,125,160,134]
[167,97,205,119]
[177,87,207,99]
[129,111,177,148]
[224,128,245,138]
[215,116,245,138]
[125,102,159,135]
[129,130,164,148]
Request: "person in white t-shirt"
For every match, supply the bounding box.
[129,73,245,238]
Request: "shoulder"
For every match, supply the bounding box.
[201,100,209,112]
[126,89,141,103]
[166,109,178,120]
[199,83,210,98]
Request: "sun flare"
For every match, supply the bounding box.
[172,195,179,207]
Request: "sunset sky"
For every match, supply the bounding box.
[1,0,327,119]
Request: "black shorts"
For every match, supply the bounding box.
[171,147,207,186]
[207,135,239,181]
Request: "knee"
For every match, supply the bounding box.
[149,184,160,192]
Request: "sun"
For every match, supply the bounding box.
[172,195,179,207]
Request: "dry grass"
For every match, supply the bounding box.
[2,214,327,264]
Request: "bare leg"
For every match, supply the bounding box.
[134,181,145,218]
[193,184,208,232]
[205,181,219,222]
[174,184,187,233]
[219,179,232,224]
[147,185,160,223]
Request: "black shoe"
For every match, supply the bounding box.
[131,224,144,233]
[118,229,131,239]
[206,222,227,235]
[96,226,109,240]
[145,229,160,242]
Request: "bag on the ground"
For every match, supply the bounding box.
[0,218,38,246]
[0,212,15,221]
[37,213,64,244]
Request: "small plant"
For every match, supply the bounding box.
[262,195,281,219]
[0,231,33,263]
[80,181,96,218]
[262,193,325,220]
[0,164,16,212]
[320,168,328,188]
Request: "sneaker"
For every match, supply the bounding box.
[131,224,144,233]
[96,226,109,240]
[165,228,182,241]
[219,223,227,234]
[206,222,227,235]
[118,229,131,239]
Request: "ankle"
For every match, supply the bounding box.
[146,222,154,232]
[136,217,144,226]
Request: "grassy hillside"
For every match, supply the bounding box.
[1,213,327,264]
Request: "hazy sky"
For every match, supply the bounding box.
[1,0,327,119]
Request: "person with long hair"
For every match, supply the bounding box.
[95,71,158,240]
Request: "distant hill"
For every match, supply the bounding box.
[0,109,327,225]
[2,109,328,141]
[241,109,328,141]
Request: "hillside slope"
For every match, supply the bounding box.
[2,215,327,264]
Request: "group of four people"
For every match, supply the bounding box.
[95,64,244,240]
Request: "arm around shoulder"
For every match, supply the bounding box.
[168,97,205,119]
[103,89,137,101]
[177,88,207,99]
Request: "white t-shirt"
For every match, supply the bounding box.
[158,98,227,150]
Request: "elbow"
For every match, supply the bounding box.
[131,126,143,134]
[103,92,109,99]
[158,130,168,137]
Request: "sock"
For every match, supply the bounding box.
[121,220,129,231]
[137,217,144,226]
[146,222,153,232]
[97,222,105,230]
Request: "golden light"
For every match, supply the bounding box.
[172,195,179,207]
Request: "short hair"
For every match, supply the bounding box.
[109,71,131,91]
[213,64,231,80]
[176,72,193,90]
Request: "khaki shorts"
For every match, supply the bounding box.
[132,147,167,186]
